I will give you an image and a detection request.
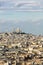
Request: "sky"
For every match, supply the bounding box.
[0,0,43,35]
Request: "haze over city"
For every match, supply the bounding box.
[0,0,43,35]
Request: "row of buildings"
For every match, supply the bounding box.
[0,29,43,65]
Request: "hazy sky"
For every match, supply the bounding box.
[0,0,43,34]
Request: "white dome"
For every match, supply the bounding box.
[15,28,22,33]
